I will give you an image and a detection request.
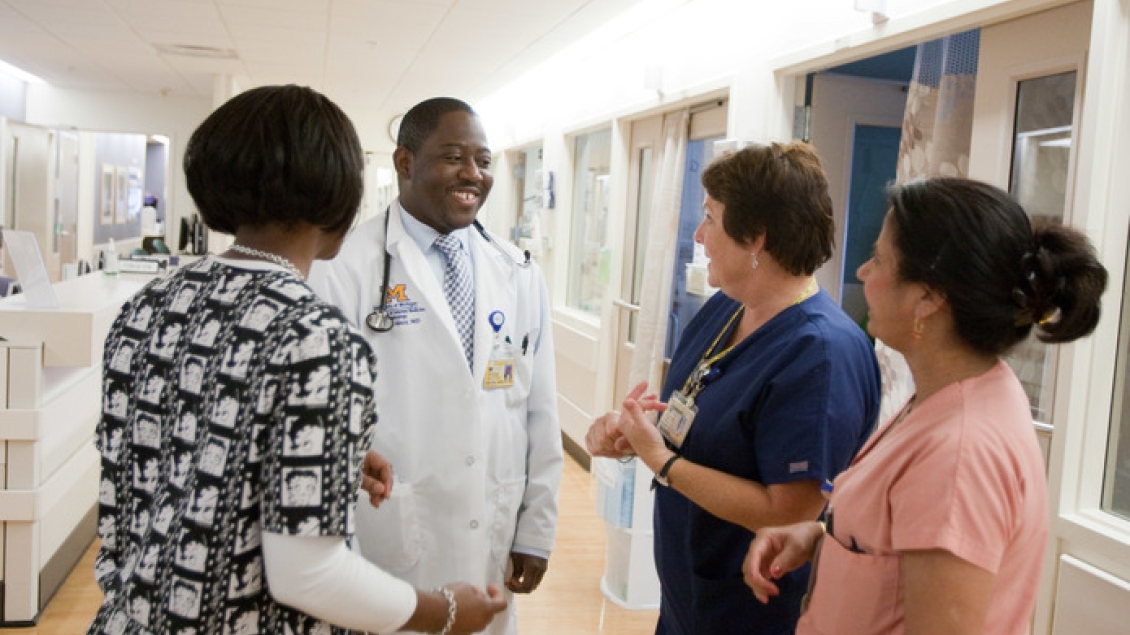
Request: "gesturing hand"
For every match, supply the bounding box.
[615,381,669,468]
[743,521,824,603]
[441,583,508,635]
[360,450,393,508]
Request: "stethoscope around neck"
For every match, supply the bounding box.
[365,211,531,333]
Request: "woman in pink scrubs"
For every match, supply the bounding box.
[742,177,1107,635]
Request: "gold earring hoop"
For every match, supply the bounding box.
[750,252,760,270]
[912,317,924,343]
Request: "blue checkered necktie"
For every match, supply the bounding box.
[434,233,474,370]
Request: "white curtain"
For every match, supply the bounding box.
[629,109,690,392]
[877,29,981,426]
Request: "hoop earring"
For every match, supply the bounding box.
[750,252,760,270]
[912,317,924,343]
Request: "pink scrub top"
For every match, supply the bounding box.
[797,360,1048,635]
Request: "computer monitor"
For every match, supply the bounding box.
[177,216,208,255]
[178,217,192,252]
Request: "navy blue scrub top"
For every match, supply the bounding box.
[652,290,880,635]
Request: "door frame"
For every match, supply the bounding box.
[609,100,728,410]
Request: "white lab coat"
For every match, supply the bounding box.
[308,203,563,635]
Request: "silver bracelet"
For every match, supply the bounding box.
[435,586,457,635]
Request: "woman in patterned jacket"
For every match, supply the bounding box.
[89,84,505,635]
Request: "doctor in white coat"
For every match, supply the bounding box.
[309,97,562,635]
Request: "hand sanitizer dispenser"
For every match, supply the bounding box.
[103,239,120,275]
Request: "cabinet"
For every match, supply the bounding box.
[593,457,660,609]
[0,272,148,623]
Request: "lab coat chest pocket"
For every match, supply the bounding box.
[504,325,538,407]
[354,481,422,573]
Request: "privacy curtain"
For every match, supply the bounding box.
[877,29,981,426]
[630,109,690,393]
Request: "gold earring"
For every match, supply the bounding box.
[912,317,924,343]
[750,252,760,270]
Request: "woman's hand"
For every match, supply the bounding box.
[743,521,824,603]
[616,381,669,469]
[406,583,507,635]
[360,450,394,508]
[446,583,508,635]
[585,410,631,458]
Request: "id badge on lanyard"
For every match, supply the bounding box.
[657,305,742,449]
[657,390,697,449]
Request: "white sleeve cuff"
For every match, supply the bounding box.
[261,531,417,634]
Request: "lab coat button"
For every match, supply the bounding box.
[470,520,479,529]
[466,456,475,466]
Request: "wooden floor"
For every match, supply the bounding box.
[4,455,658,635]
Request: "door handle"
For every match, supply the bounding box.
[613,298,640,313]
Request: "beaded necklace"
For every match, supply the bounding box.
[229,244,302,277]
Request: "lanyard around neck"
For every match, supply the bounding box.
[679,278,817,396]
[681,305,745,395]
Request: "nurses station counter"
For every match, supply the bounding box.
[0,271,149,624]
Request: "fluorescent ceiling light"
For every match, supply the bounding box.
[0,59,47,85]
[154,43,238,59]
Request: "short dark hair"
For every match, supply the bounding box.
[183,85,364,236]
[887,177,1107,355]
[700,142,835,276]
[397,97,476,153]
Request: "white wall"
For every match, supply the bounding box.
[0,72,26,122]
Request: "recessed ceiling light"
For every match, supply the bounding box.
[154,43,238,59]
[0,59,47,84]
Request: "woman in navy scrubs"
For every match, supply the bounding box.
[587,142,881,635]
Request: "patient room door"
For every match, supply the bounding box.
[3,121,57,280]
[612,114,662,407]
[611,102,727,407]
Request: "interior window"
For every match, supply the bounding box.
[1002,70,1077,429]
[567,128,612,316]
[510,145,543,252]
[1104,233,1130,520]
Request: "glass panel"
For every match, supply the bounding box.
[627,146,654,342]
[1105,234,1130,520]
[1002,70,1076,424]
[665,135,723,357]
[511,146,543,249]
[567,129,612,316]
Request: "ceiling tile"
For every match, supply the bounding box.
[0,0,658,119]
[220,5,327,31]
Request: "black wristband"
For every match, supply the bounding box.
[655,454,681,487]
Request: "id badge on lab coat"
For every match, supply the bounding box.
[484,357,516,389]
[657,390,697,449]
[483,325,517,389]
